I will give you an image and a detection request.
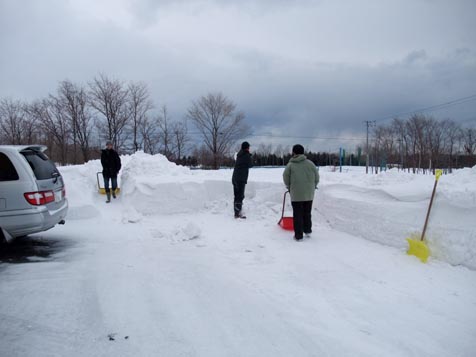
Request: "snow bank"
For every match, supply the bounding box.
[121,151,190,180]
[318,166,476,270]
[116,153,476,270]
[59,153,476,270]
[119,152,248,215]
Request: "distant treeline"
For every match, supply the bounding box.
[0,76,189,165]
[235,115,476,171]
[1,75,475,170]
[251,151,343,167]
[370,115,476,172]
[0,75,248,169]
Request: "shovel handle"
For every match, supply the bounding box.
[96,172,103,190]
[279,191,289,223]
[421,170,442,241]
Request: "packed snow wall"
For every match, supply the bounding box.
[60,152,476,270]
[317,167,476,270]
[118,151,285,216]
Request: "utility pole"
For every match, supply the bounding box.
[339,147,342,172]
[397,136,404,171]
[364,120,376,174]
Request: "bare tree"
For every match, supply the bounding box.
[391,118,408,169]
[405,114,428,172]
[139,116,160,154]
[462,126,476,155]
[371,116,476,171]
[187,92,249,169]
[257,143,273,156]
[441,119,461,171]
[32,97,70,165]
[0,98,35,145]
[157,105,173,159]
[192,143,216,168]
[425,117,443,171]
[171,119,189,162]
[373,125,396,172]
[19,105,38,144]
[128,81,153,152]
[89,74,130,149]
[57,80,93,162]
[274,144,286,165]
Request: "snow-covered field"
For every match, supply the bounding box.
[1,152,475,357]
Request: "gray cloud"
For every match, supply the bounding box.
[1,0,475,151]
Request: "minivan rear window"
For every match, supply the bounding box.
[21,150,59,180]
[0,152,19,181]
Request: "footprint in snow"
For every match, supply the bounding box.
[107,333,130,341]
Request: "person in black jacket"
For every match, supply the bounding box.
[232,141,253,218]
[101,141,121,203]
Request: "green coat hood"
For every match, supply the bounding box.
[289,155,307,163]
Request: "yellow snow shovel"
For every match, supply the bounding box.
[406,169,442,263]
[96,172,120,195]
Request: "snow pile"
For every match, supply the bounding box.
[116,153,476,269]
[121,151,190,181]
[59,161,104,220]
[428,166,476,267]
[318,167,476,269]
[439,165,476,208]
[59,153,476,270]
[120,151,237,215]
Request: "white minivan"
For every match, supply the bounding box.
[0,145,68,243]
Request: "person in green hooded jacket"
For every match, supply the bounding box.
[283,144,319,240]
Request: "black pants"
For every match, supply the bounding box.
[233,180,246,215]
[291,201,313,239]
[103,174,118,194]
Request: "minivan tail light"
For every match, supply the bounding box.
[24,191,55,206]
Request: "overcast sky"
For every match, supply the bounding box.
[1,0,475,151]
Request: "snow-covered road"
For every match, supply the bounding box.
[1,155,475,357]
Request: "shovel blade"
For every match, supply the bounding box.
[406,237,430,263]
[278,217,294,231]
[99,188,121,195]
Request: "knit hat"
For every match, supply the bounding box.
[292,144,305,155]
[241,141,250,150]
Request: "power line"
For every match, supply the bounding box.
[375,94,476,123]
[186,94,476,145]
[187,132,364,141]
[460,116,476,123]
[245,134,364,141]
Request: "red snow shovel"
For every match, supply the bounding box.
[278,191,294,231]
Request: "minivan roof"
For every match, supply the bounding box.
[0,145,47,153]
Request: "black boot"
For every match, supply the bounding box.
[106,192,111,203]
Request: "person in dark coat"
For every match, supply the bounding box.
[232,141,253,218]
[101,141,121,203]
